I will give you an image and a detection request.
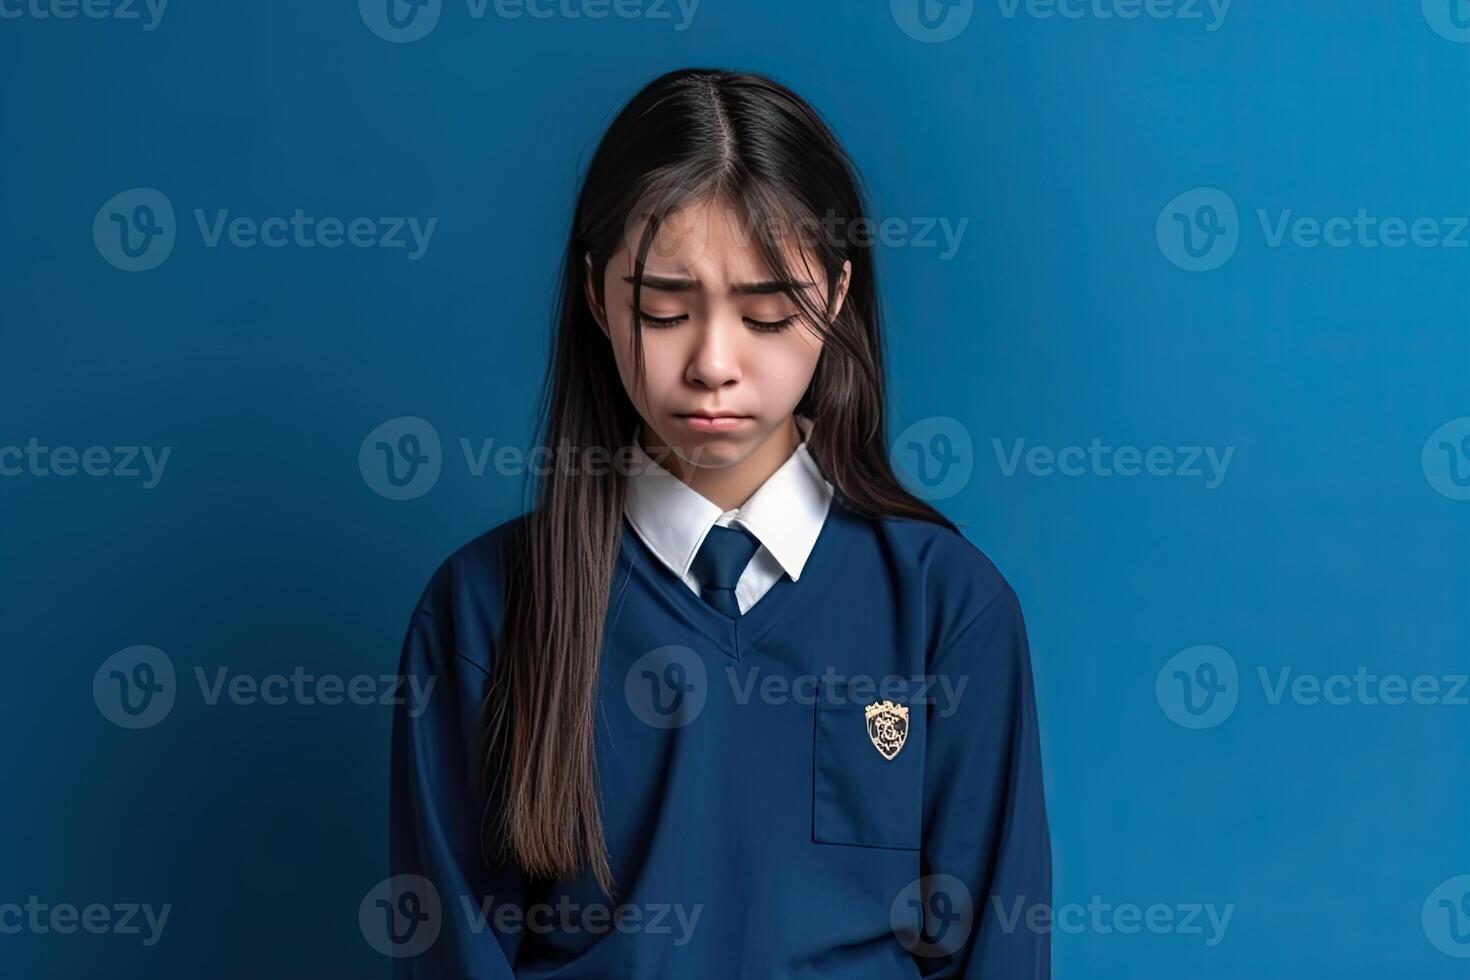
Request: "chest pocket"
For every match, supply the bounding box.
[812,677,925,849]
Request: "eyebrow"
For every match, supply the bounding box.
[621,274,814,296]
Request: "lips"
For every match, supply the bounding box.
[677,412,753,432]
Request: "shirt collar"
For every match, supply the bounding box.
[624,415,833,583]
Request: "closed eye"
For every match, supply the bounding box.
[636,312,687,328]
[633,308,798,334]
[746,315,797,334]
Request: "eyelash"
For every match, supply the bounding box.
[634,311,797,334]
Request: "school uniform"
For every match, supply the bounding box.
[390,415,1051,978]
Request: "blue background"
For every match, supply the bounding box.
[3,0,1468,976]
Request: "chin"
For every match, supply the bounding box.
[671,440,746,470]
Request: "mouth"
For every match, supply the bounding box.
[675,412,754,432]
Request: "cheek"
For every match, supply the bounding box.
[607,324,687,410]
[638,333,689,390]
[761,331,824,402]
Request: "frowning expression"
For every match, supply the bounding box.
[586,194,851,471]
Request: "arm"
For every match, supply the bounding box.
[917,584,1052,978]
[388,565,526,977]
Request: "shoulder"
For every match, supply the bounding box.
[404,512,531,677]
[426,512,528,597]
[869,510,1024,655]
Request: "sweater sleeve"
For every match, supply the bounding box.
[914,583,1052,978]
[388,564,525,977]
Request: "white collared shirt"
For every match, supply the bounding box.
[623,415,834,615]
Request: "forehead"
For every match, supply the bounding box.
[618,194,823,289]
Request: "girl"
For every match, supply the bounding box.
[390,68,1050,978]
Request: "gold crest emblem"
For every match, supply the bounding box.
[864,700,909,761]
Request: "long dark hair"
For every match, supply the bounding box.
[478,68,957,898]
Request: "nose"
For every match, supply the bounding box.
[684,317,742,390]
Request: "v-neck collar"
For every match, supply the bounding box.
[615,500,853,659]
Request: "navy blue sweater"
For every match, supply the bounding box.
[389,497,1051,978]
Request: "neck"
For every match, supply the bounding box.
[643,416,801,512]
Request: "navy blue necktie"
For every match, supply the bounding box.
[690,524,761,618]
